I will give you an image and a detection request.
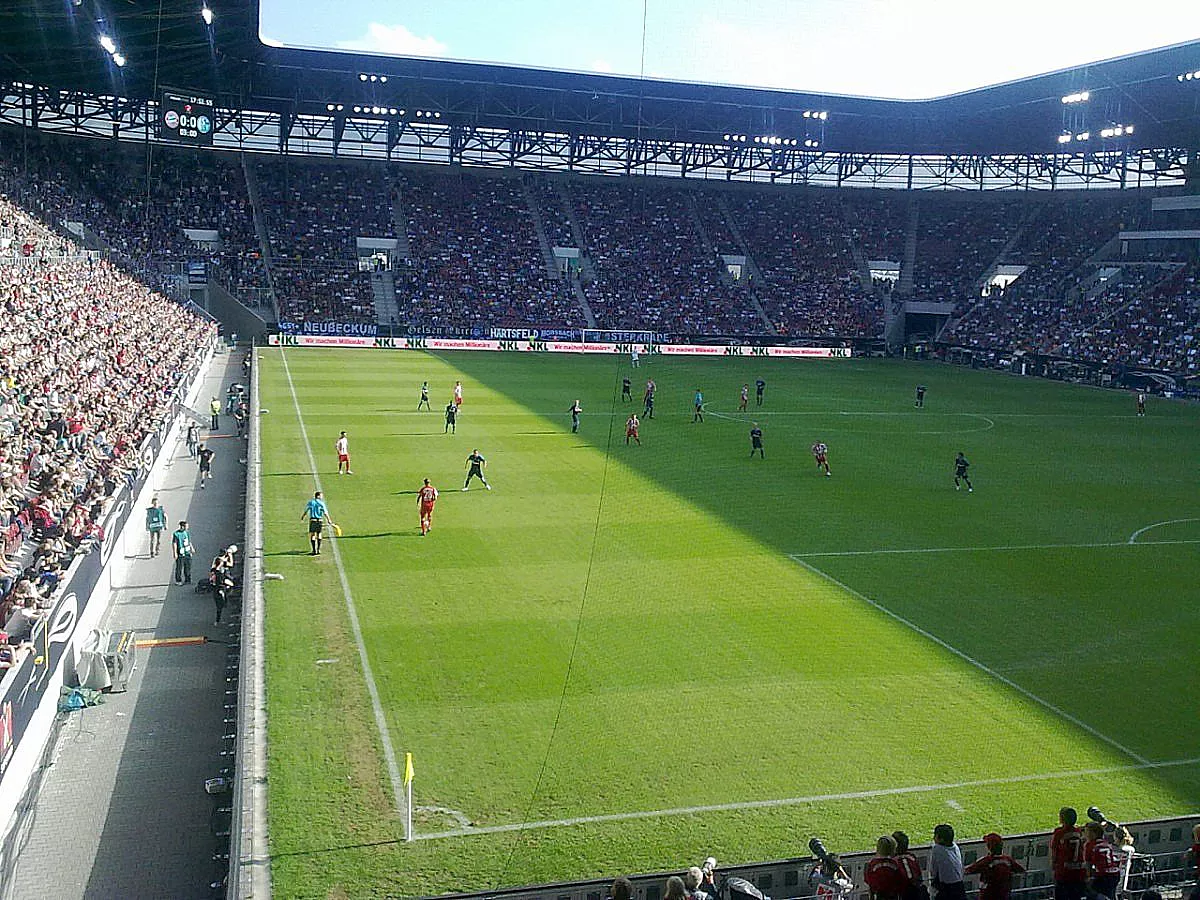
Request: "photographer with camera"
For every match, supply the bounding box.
[809,839,855,900]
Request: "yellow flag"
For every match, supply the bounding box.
[403,752,414,786]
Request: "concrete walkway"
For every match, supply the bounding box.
[8,348,249,900]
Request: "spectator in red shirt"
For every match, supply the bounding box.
[965,833,1026,900]
[1050,807,1088,900]
[893,831,930,900]
[1083,822,1123,900]
[866,835,910,900]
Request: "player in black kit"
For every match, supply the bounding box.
[444,401,457,434]
[954,452,973,492]
[749,423,764,459]
[621,377,632,402]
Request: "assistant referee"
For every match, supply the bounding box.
[301,490,330,555]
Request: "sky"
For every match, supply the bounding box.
[258,0,1199,100]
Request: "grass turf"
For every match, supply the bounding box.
[258,349,1200,899]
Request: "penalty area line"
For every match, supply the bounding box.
[414,756,1200,841]
[279,349,410,822]
[788,555,1151,766]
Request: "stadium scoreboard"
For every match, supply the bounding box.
[158,90,215,145]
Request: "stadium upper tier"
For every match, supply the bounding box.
[0,128,1196,374]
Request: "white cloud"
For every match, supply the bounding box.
[335,23,448,58]
[589,59,614,74]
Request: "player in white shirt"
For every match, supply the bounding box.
[335,431,352,475]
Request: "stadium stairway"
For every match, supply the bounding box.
[241,157,279,317]
[554,180,597,282]
[898,195,919,296]
[372,268,400,326]
[7,348,250,900]
[520,175,562,280]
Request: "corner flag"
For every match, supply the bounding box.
[403,752,415,842]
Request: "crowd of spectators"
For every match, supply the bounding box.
[913,197,1025,303]
[943,261,1199,374]
[844,192,908,263]
[271,260,375,324]
[999,196,1144,301]
[724,190,881,337]
[397,170,584,328]
[0,130,267,305]
[0,197,215,672]
[526,175,576,249]
[571,180,764,334]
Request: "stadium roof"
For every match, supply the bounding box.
[1,0,1198,156]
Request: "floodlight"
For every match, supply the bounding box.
[389,107,397,115]
[380,76,387,84]
[819,111,828,120]
[112,53,125,67]
[1195,70,1200,78]
[1076,131,1089,141]
[352,105,361,113]
[433,111,441,118]
[1125,125,1134,134]
[201,5,213,25]
[359,74,368,81]
[326,103,335,112]
[99,35,116,54]
[802,110,811,118]
[1057,133,1072,144]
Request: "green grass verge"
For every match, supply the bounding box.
[258,350,1200,899]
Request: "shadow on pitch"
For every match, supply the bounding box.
[265,549,316,557]
[336,531,418,540]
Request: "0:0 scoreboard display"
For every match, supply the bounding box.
[158,90,215,145]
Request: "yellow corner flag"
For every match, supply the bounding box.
[403,752,414,786]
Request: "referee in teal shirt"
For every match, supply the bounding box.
[301,491,329,555]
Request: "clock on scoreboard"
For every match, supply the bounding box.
[158,90,215,145]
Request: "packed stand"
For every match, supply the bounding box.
[572,180,763,334]
[913,197,1025,303]
[725,190,881,336]
[689,188,742,256]
[1000,195,1144,301]
[843,191,908,263]
[942,261,1200,373]
[525,175,576,249]
[271,260,375,324]
[0,129,270,310]
[397,171,584,329]
[0,198,216,671]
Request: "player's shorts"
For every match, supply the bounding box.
[308,518,323,534]
[955,467,968,477]
[468,466,483,477]
[751,438,762,447]
[626,429,638,438]
[199,463,211,472]
[419,503,435,517]
[338,454,349,463]
[454,397,462,406]
[815,454,827,464]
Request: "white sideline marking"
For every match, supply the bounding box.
[789,556,1152,766]
[415,756,1200,840]
[280,350,409,821]
[706,410,995,434]
[790,538,1200,559]
[1128,518,1200,544]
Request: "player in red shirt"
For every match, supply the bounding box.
[865,835,909,900]
[416,478,439,536]
[965,833,1026,900]
[625,414,641,446]
[1050,807,1088,900]
[812,441,831,476]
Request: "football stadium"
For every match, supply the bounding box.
[0,2,1197,899]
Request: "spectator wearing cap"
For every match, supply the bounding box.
[965,833,1026,900]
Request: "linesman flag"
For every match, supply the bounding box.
[404,752,414,786]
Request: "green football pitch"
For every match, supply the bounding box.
[257,349,1200,900]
